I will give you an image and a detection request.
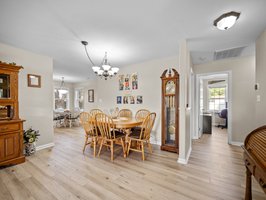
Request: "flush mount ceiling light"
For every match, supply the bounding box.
[214,11,240,30]
[81,41,119,80]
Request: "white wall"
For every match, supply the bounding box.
[0,42,54,147]
[178,40,192,164]
[53,80,75,112]
[65,54,195,163]
[54,79,98,113]
[194,56,256,143]
[202,80,209,112]
[74,54,195,163]
[73,79,98,112]
[255,30,266,127]
[92,56,179,145]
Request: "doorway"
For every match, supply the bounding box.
[194,71,232,144]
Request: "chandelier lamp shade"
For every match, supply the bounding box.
[81,41,119,80]
[214,11,240,30]
[58,77,68,94]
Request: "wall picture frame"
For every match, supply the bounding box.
[27,74,41,88]
[88,89,94,102]
[130,96,135,104]
[131,73,138,90]
[118,75,124,91]
[117,96,122,104]
[137,95,143,104]
[124,74,130,90]
[123,96,129,104]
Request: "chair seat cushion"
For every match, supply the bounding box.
[131,126,141,132]
[53,116,64,121]
[67,115,80,120]
[113,130,125,138]
[130,130,141,139]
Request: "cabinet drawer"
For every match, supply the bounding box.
[0,123,20,133]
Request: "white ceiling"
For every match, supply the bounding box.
[0,0,266,82]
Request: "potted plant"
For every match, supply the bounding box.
[23,128,40,156]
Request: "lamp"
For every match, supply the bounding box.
[58,77,68,95]
[214,11,240,30]
[81,41,119,80]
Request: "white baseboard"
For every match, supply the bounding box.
[36,142,55,151]
[150,140,161,145]
[230,141,244,146]
[177,146,192,165]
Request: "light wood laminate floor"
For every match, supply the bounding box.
[0,127,265,200]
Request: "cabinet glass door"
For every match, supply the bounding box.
[0,74,10,99]
[164,95,176,145]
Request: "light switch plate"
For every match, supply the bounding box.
[257,95,261,102]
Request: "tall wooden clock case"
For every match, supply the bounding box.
[0,61,25,166]
[161,68,179,153]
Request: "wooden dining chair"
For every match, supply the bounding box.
[135,109,150,121]
[80,112,98,157]
[95,113,125,161]
[89,109,103,117]
[118,109,132,118]
[132,109,151,131]
[127,112,156,160]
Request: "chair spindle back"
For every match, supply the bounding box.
[140,112,156,140]
[135,109,150,121]
[118,109,133,118]
[95,113,116,139]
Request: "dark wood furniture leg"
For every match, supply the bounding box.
[245,167,252,200]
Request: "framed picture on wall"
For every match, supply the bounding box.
[27,74,41,88]
[130,96,135,104]
[119,75,124,91]
[117,96,122,104]
[137,95,143,104]
[88,89,94,102]
[131,73,138,90]
[123,96,129,104]
[124,74,130,90]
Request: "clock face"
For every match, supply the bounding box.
[165,80,175,94]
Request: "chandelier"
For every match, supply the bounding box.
[81,41,119,80]
[58,77,68,94]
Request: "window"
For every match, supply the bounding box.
[74,89,84,111]
[54,88,69,110]
[208,86,226,111]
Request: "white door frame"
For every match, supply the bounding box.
[194,71,232,144]
[190,72,195,142]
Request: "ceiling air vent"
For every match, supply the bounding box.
[214,46,246,60]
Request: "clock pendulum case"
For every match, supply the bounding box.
[160,68,179,153]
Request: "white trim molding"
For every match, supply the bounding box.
[177,146,192,164]
[150,140,161,146]
[36,142,55,151]
[195,71,232,144]
[230,141,244,147]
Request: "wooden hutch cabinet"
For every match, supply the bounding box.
[0,61,25,166]
[161,68,179,153]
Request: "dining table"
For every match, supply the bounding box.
[112,117,142,129]
[111,117,143,157]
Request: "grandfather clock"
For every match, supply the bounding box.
[161,68,179,153]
